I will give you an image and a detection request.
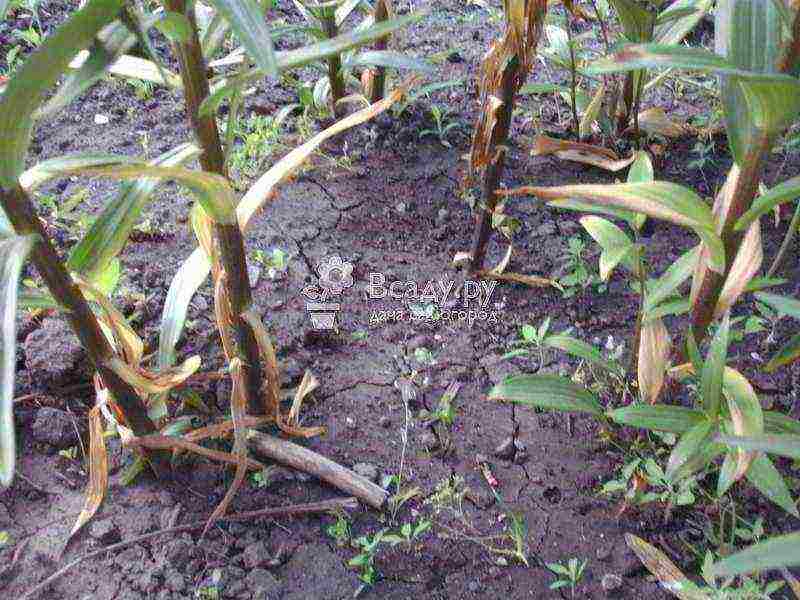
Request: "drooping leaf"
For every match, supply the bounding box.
[720,433,800,461]
[608,404,707,434]
[206,0,278,77]
[714,222,762,318]
[0,0,125,186]
[487,374,604,416]
[20,152,143,192]
[699,313,729,418]
[712,532,800,577]
[500,182,725,272]
[0,235,36,486]
[66,143,201,281]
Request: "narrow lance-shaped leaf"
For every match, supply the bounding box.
[720,367,764,491]
[765,334,800,372]
[0,235,37,486]
[544,333,621,374]
[745,452,799,517]
[488,374,604,416]
[608,404,707,434]
[736,176,800,231]
[665,420,716,482]
[719,433,800,461]
[638,317,671,404]
[579,216,637,280]
[653,0,713,45]
[700,313,729,418]
[0,0,125,186]
[713,532,800,577]
[206,0,278,77]
[66,143,202,280]
[643,245,700,316]
[500,182,725,273]
[201,11,425,116]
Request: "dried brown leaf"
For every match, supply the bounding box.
[203,359,249,537]
[108,356,201,396]
[289,370,320,425]
[638,317,671,404]
[127,434,265,470]
[65,379,109,550]
[532,135,635,171]
[625,534,712,600]
[634,107,688,138]
[714,221,762,318]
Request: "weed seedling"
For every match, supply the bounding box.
[420,104,461,147]
[546,557,587,598]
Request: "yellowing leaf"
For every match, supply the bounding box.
[638,317,671,404]
[635,107,688,138]
[714,220,762,318]
[109,355,201,395]
[625,534,713,599]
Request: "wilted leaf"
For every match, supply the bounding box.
[625,534,712,600]
[722,367,764,484]
[288,370,320,425]
[66,388,108,547]
[500,181,725,272]
[714,221,762,318]
[635,107,688,138]
[108,355,201,395]
[638,317,671,404]
[531,135,636,171]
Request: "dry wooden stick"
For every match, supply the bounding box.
[248,431,388,509]
[20,498,357,600]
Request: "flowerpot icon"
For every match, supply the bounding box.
[306,302,341,330]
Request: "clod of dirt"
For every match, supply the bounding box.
[620,544,647,577]
[352,462,380,483]
[246,568,283,600]
[281,544,359,599]
[378,415,391,428]
[601,573,623,596]
[23,318,86,385]
[31,407,84,449]
[89,519,121,545]
[157,536,195,570]
[0,502,11,527]
[241,540,272,570]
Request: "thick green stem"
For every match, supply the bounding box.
[165,0,266,415]
[322,16,345,117]
[369,0,391,104]
[0,184,167,473]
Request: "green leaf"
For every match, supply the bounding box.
[754,291,800,319]
[44,163,236,225]
[738,77,800,144]
[666,420,716,482]
[588,43,800,83]
[36,19,141,119]
[207,0,278,77]
[712,532,800,577]
[766,334,800,372]
[487,374,604,416]
[579,216,637,280]
[201,11,425,116]
[20,153,143,192]
[644,298,690,321]
[343,50,434,72]
[518,82,570,95]
[516,182,725,273]
[700,313,729,418]
[764,411,800,435]
[608,404,707,434]
[654,0,713,45]
[609,0,655,43]
[0,0,125,187]
[154,11,193,43]
[736,176,800,231]
[720,433,800,461]
[722,367,764,439]
[717,451,739,497]
[544,333,621,374]
[158,247,212,369]
[0,235,37,486]
[66,143,201,281]
[745,453,798,516]
[643,246,700,315]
